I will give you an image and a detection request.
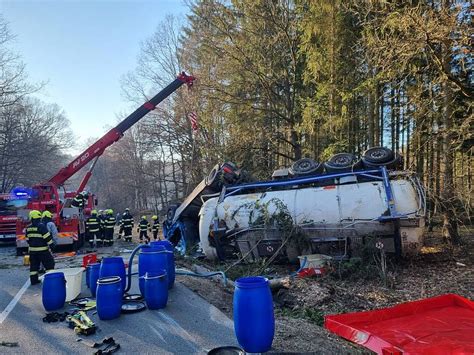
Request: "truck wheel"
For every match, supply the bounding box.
[166,209,174,223]
[362,147,395,164]
[289,158,324,176]
[205,164,222,191]
[324,153,359,172]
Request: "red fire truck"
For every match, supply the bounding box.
[0,193,28,243]
[15,73,195,255]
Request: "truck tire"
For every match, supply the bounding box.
[289,158,324,176]
[324,153,361,173]
[166,205,178,224]
[362,147,395,164]
[205,164,222,191]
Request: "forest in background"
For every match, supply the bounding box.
[93,0,472,244]
[0,1,472,243]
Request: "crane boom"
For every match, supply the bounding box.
[48,72,195,187]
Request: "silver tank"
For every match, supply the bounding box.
[199,173,425,260]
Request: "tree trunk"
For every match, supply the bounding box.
[441,78,460,244]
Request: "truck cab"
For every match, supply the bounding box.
[0,193,28,243]
[15,183,95,255]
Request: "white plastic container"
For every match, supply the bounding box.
[45,267,84,302]
[298,254,332,269]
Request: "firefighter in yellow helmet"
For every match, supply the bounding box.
[103,209,116,247]
[151,215,159,241]
[86,210,101,249]
[26,210,55,285]
[137,215,150,243]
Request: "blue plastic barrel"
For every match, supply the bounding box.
[144,271,168,309]
[96,276,122,320]
[233,276,275,353]
[100,257,126,292]
[42,272,66,311]
[138,245,168,296]
[89,263,101,297]
[150,240,175,289]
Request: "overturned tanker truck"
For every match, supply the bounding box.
[163,147,426,262]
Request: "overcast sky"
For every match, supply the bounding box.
[1,0,187,154]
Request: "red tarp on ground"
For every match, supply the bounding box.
[325,294,474,354]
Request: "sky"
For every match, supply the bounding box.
[0,0,187,154]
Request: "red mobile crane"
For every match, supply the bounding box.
[15,72,195,255]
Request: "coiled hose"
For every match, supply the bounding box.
[125,244,228,291]
[125,244,146,293]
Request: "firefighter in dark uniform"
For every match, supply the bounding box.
[104,209,116,246]
[86,210,101,249]
[137,216,150,243]
[151,215,159,241]
[71,191,87,209]
[26,210,55,285]
[98,209,106,246]
[121,208,134,242]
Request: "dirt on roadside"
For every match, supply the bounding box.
[177,229,473,353]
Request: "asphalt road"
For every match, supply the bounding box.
[0,243,238,354]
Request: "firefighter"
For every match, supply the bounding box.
[121,208,134,242]
[86,210,101,249]
[151,215,160,241]
[104,209,116,246]
[26,210,55,285]
[98,209,106,247]
[137,216,150,243]
[42,211,59,248]
[71,191,88,209]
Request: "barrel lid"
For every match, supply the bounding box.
[123,293,143,301]
[44,271,65,279]
[144,270,167,280]
[97,276,121,284]
[121,300,146,314]
[235,276,269,289]
[88,262,101,269]
[208,346,245,355]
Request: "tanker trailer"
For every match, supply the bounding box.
[199,156,425,261]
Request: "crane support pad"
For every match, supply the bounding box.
[325,294,474,354]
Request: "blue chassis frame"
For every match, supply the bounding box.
[221,166,402,221]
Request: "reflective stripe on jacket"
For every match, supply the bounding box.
[152,221,159,232]
[26,222,53,252]
[104,216,116,229]
[86,217,101,233]
[138,220,150,231]
[71,195,84,208]
[121,214,134,228]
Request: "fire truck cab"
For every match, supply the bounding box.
[15,183,96,255]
